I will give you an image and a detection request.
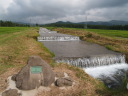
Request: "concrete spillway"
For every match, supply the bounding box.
[38,28,79,41]
[38,36,79,41]
[38,28,123,68]
[55,55,125,68]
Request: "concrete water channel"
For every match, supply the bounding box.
[38,28,128,89]
[38,28,124,68]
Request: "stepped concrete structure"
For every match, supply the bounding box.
[38,28,123,68]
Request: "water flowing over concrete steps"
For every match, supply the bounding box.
[55,55,125,68]
[38,28,125,68]
[38,36,79,41]
[38,28,80,41]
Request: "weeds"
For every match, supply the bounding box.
[85,32,93,38]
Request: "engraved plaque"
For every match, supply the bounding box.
[30,66,42,74]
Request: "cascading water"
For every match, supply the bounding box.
[38,28,80,41]
[55,55,125,68]
[38,36,80,41]
[84,62,128,89]
[39,28,50,33]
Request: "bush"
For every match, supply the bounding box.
[85,32,93,38]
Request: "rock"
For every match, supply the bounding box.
[13,56,55,90]
[55,77,73,87]
[55,72,64,78]
[2,89,19,96]
[11,74,17,81]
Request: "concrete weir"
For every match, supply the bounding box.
[38,36,79,41]
[38,28,80,41]
[55,55,125,68]
[38,28,124,68]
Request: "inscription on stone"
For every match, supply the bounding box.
[30,66,42,74]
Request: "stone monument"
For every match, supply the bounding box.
[12,56,55,90]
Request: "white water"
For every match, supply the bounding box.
[38,36,80,41]
[39,28,51,33]
[38,28,80,41]
[56,55,125,68]
[84,63,128,78]
[39,31,57,34]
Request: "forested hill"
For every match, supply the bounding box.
[55,20,128,26]
[0,20,30,27]
[44,20,128,30]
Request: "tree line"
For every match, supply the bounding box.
[0,20,30,27]
[44,23,128,30]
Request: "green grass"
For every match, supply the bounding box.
[0,27,36,74]
[45,27,55,30]
[56,27,128,38]
[0,27,54,74]
[0,27,30,35]
[86,29,128,38]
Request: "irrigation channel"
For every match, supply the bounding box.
[38,28,128,89]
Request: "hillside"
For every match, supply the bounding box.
[54,20,128,26]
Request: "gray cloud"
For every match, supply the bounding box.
[0,0,128,24]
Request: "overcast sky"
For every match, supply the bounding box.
[0,0,128,24]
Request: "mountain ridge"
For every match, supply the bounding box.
[54,20,128,26]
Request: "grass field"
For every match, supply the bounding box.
[0,27,30,35]
[59,27,128,38]
[0,27,53,74]
[86,29,128,38]
[47,27,128,38]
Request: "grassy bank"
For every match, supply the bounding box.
[0,27,53,74]
[86,29,128,38]
[46,27,128,38]
[0,27,30,35]
[0,27,128,96]
[49,27,128,62]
